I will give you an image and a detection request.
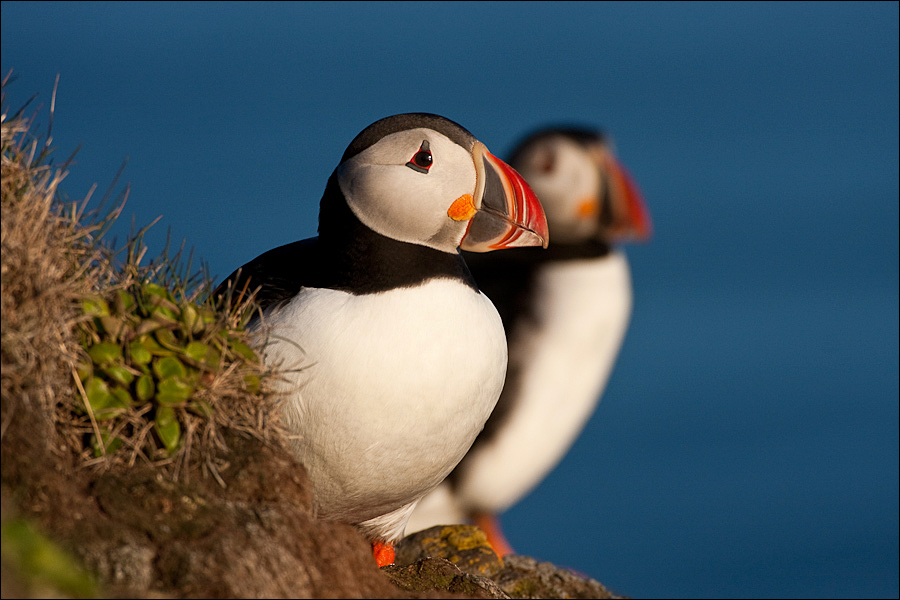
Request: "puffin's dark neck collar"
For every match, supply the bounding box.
[542,238,613,261]
[463,237,612,267]
[317,172,478,294]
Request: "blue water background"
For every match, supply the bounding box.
[3,2,897,598]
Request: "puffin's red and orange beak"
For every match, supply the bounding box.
[603,153,652,242]
[460,143,549,252]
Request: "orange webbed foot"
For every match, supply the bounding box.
[372,539,395,567]
[473,512,515,557]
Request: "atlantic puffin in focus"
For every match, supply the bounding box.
[405,126,651,556]
[216,113,549,567]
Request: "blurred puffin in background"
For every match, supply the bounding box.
[217,113,549,567]
[406,126,651,556]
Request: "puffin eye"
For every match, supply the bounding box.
[536,149,555,173]
[406,140,433,174]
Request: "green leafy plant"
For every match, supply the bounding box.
[74,279,264,461]
[1,518,99,599]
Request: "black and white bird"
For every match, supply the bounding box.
[217,113,549,567]
[406,126,651,555]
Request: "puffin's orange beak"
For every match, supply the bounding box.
[603,153,652,241]
[460,143,549,252]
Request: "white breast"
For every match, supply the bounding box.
[453,251,633,513]
[254,278,507,539]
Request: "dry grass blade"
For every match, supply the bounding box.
[1,78,286,486]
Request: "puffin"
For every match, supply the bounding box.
[405,126,651,556]
[216,113,549,567]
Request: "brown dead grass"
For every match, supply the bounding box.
[1,80,86,469]
[1,77,288,484]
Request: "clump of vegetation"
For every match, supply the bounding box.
[72,275,268,478]
[2,76,88,457]
[1,516,99,598]
[1,75,284,484]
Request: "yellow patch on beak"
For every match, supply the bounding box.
[448,194,477,221]
[576,197,599,219]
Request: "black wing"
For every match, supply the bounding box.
[214,238,321,312]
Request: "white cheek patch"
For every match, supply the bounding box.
[340,162,426,237]
[337,130,477,252]
[520,140,600,242]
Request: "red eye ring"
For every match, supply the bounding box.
[412,149,432,168]
[406,140,433,173]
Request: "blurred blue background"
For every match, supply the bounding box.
[2,2,897,598]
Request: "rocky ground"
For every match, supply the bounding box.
[1,422,621,599]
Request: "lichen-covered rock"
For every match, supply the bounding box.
[383,557,509,599]
[393,526,622,599]
[397,525,505,578]
[494,555,620,599]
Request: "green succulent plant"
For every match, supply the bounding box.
[75,281,262,459]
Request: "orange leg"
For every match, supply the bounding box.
[372,539,395,567]
[473,512,515,557]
